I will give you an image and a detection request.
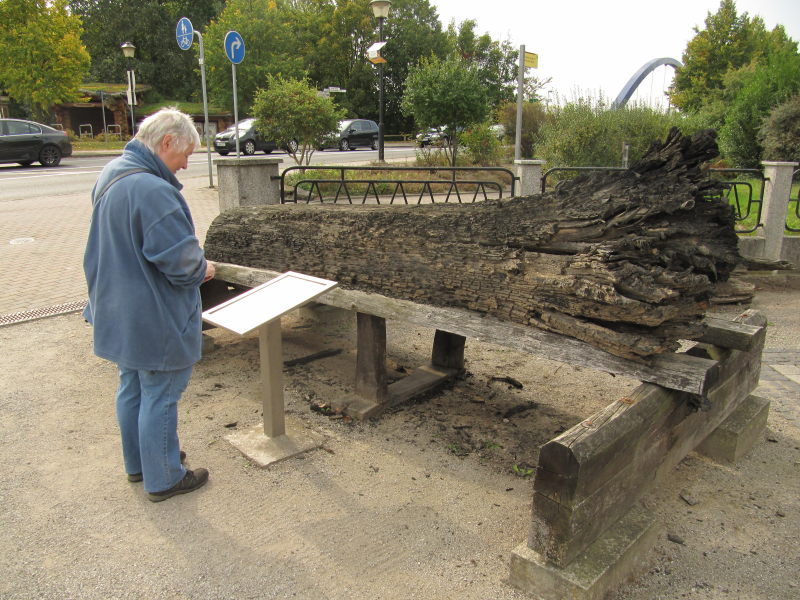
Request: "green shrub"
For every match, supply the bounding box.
[536,97,704,168]
[460,123,504,165]
[758,94,800,162]
[495,100,550,158]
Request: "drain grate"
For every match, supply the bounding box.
[0,300,88,327]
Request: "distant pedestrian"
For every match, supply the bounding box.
[83,108,214,502]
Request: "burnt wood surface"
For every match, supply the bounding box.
[204,129,739,360]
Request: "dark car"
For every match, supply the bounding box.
[319,119,379,151]
[0,118,72,167]
[214,118,298,156]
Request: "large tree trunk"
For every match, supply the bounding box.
[204,129,739,361]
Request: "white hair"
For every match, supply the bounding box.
[134,107,200,154]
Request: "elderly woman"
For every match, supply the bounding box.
[83,108,214,502]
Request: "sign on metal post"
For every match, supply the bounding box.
[524,51,539,69]
[176,17,193,50]
[515,45,538,161]
[176,17,214,188]
[224,31,245,157]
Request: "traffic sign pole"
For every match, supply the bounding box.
[196,31,214,187]
[223,31,245,158]
[176,17,214,188]
[232,64,240,157]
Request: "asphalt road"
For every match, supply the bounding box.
[0,144,418,203]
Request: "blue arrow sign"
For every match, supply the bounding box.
[224,31,245,64]
[176,17,194,51]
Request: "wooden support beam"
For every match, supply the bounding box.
[431,330,466,371]
[355,312,388,404]
[210,263,720,395]
[527,310,766,567]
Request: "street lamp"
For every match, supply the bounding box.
[120,41,136,137]
[369,0,391,162]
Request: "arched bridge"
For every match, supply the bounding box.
[611,57,682,109]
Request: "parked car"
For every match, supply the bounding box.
[416,127,449,147]
[318,119,379,151]
[489,124,506,140]
[214,118,298,155]
[0,118,72,167]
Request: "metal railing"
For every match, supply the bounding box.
[705,168,765,234]
[541,166,767,234]
[280,165,517,205]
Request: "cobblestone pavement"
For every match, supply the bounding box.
[1,175,798,404]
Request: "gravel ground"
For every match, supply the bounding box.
[0,279,798,599]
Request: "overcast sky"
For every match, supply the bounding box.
[429,0,800,105]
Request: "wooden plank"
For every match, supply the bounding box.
[527,310,766,567]
[388,363,460,405]
[355,313,388,403]
[431,330,466,371]
[211,263,718,395]
[697,313,765,351]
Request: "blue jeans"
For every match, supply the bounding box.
[115,365,192,493]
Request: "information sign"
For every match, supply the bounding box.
[202,272,338,335]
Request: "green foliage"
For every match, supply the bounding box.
[537,98,704,168]
[251,76,344,165]
[402,56,489,165]
[445,19,517,110]
[495,101,551,158]
[460,123,503,166]
[68,0,224,100]
[758,94,800,162]
[670,0,786,112]
[204,0,305,117]
[718,50,800,167]
[0,0,90,117]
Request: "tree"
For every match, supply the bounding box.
[758,94,800,162]
[68,0,224,101]
[445,19,517,110]
[203,0,305,117]
[0,0,90,119]
[670,0,793,113]
[717,48,800,167]
[251,76,344,165]
[402,56,489,165]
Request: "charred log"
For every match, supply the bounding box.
[204,128,739,361]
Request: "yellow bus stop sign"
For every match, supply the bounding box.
[524,52,538,68]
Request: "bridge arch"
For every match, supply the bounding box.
[611,57,682,109]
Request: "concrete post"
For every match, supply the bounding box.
[214,156,283,212]
[514,159,546,197]
[760,161,798,261]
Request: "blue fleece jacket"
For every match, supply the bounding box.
[83,140,208,371]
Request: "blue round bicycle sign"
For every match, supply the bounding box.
[176,17,194,51]
[224,31,245,64]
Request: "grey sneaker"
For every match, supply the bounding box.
[127,450,187,483]
[148,468,209,502]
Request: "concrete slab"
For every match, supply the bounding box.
[509,504,661,600]
[225,421,322,468]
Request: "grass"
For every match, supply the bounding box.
[719,177,800,235]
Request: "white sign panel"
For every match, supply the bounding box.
[202,271,338,335]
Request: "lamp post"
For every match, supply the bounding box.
[120,41,136,137]
[369,0,391,162]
